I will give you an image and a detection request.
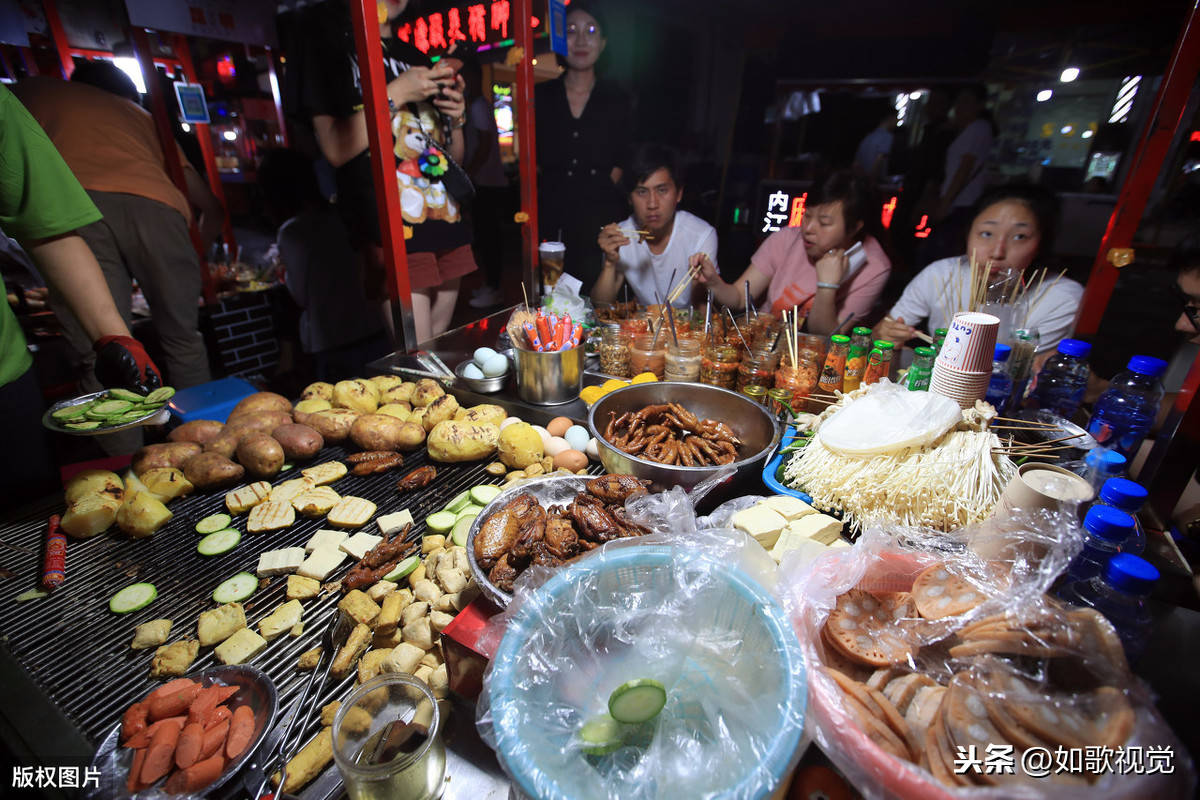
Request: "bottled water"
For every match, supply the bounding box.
[1062,505,1135,586]
[1028,338,1091,418]
[1061,552,1159,662]
[985,344,1013,410]
[1096,477,1149,555]
[1086,356,1168,459]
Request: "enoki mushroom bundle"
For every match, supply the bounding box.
[784,427,1015,531]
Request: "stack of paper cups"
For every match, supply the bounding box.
[929,312,999,408]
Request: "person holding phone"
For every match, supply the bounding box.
[284,0,476,344]
[695,170,891,335]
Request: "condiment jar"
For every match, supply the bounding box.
[630,333,666,379]
[599,326,632,378]
[907,346,935,391]
[700,343,740,389]
[817,334,851,395]
[776,349,821,412]
[737,352,775,392]
[863,339,895,385]
[619,312,650,338]
[664,339,702,382]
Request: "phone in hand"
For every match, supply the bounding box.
[845,241,867,278]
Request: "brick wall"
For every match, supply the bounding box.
[206,291,281,377]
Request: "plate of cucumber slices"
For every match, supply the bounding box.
[42,386,175,435]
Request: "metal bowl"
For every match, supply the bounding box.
[466,474,596,608]
[587,382,780,492]
[455,358,508,393]
[87,664,278,799]
[42,389,169,436]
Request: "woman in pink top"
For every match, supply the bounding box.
[694,171,891,335]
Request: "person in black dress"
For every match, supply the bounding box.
[284,0,477,345]
[535,4,632,295]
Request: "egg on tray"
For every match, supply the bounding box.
[463,363,485,380]
[473,347,498,365]
[564,425,589,452]
[546,416,572,438]
[554,449,588,471]
[545,436,571,457]
[482,354,509,377]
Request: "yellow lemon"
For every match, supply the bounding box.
[600,379,629,393]
[631,372,659,384]
[579,386,603,405]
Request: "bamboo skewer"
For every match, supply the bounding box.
[667,263,701,305]
[726,309,752,354]
[1021,268,1067,329]
[993,416,1060,428]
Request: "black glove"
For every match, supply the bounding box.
[94,335,163,395]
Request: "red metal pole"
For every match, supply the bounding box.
[41,0,74,78]
[264,45,289,147]
[513,0,540,300]
[347,0,416,350]
[1074,0,1200,335]
[173,34,237,251]
[130,27,215,305]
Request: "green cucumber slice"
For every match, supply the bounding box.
[51,404,89,420]
[145,387,175,404]
[425,511,456,534]
[578,714,623,755]
[198,529,241,556]
[607,679,667,724]
[91,400,132,416]
[196,513,232,534]
[213,571,258,604]
[451,516,473,547]
[469,485,502,506]
[381,555,420,582]
[107,388,145,402]
[67,420,102,430]
[457,504,484,519]
[444,491,472,514]
[113,411,151,424]
[109,582,158,614]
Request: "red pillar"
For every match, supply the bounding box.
[130,27,215,304]
[1074,1,1200,335]
[41,0,74,78]
[347,0,416,350]
[513,0,540,300]
[173,34,237,251]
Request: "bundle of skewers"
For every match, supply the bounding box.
[988,415,1083,462]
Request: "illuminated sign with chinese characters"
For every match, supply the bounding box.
[757,182,910,238]
[398,0,543,55]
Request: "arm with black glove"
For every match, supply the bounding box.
[28,234,164,394]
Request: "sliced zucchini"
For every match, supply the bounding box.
[381,555,420,582]
[444,491,472,514]
[196,513,232,534]
[425,511,456,534]
[145,386,175,404]
[67,420,102,430]
[608,679,667,724]
[91,400,132,416]
[109,582,158,614]
[456,505,484,521]
[213,571,258,604]
[51,404,88,420]
[469,485,502,506]
[578,714,623,755]
[451,516,473,548]
[198,529,241,556]
[107,388,145,403]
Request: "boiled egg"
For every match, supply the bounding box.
[544,436,571,457]
[554,449,588,472]
[463,363,485,380]
[482,354,509,377]
[564,425,589,452]
[546,416,573,438]
[473,347,498,367]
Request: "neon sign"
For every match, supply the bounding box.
[398,0,539,55]
[757,183,922,239]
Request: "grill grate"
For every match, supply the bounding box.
[0,441,601,794]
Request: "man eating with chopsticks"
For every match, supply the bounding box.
[591,144,717,308]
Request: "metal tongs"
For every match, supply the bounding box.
[248,612,354,799]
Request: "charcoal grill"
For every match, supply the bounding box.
[0,439,601,798]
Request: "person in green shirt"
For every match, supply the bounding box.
[1,84,162,498]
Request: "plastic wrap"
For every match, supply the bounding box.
[476,485,807,800]
[817,381,962,456]
[782,507,1195,800]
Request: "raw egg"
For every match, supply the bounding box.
[544,436,571,457]
[554,449,588,472]
[546,416,573,438]
[563,425,589,451]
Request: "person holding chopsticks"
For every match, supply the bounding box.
[694,170,890,335]
[592,144,717,308]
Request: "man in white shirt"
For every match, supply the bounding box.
[854,115,896,181]
[592,144,717,308]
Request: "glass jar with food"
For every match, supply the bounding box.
[737,352,774,392]
[619,312,650,339]
[664,339,702,381]
[776,349,821,412]
[700,343,740,389]
[599,326,632,378]
[630,333,666,378]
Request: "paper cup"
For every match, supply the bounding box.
[974,463,1094,561]
[938,312,999,373]
[929,359,990,407]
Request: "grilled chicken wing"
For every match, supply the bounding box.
[489,553,518,593]
[585,474,650,504]
[474,493,537,570]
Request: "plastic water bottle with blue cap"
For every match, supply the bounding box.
[985,344,1013,410]
[1083,449,1127,493]
[1028,338,1091,418]
[1062,504,1136,587]
[1061,552,1160,661]
[1086,355,1169,458]
[1096,477,1150,555]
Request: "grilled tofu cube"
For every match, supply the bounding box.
[296,546,346,581]
[197,602,246,646]
[130,618,173,650]
[257,547,306,577]
[287,574,321,600]
[376,509,413,536]
[304,529,347,553]
[149,639,198,678]
[341,531,383,560]
[259,599,304,641]
[338,590,381,626]
[214,628,268,665]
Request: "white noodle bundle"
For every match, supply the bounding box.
[783,427,1015,532]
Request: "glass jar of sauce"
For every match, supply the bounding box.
[599,327,632,378]
[630,333,666,378]
[700,343,740,389]
[664,339,702,381]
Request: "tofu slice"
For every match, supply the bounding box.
[197,603,246,647]
[376,509,413,537]
[761,494,817,521]
[341,532,383,561]
[731,505,788,549]
[296,546,347,581]
[257,547,306,577]
[305,529,348,553]
[787,513,844,546]
[247,500,295,534]
[287,574,321,600]
[214,627,268,665]
[225,481,271,514]
[259,599,304,641]
[301,461,347,486]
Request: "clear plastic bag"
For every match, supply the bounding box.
[476,485,807,800]
[782,506,1195,800]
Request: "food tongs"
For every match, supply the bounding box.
[246,612,354,799]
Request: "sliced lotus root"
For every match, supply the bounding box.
[948,637,1069,660]
[822,668,912,761]
[904,684,947,743]
[865,683,919,757]
[969,671,1052,751]
[929,707,972,787]
[999,672,1135,750]
[883,672,937,714]
[866,667,900,691]
[942,677,1038,788]
[824,589,917,668]
[819,624,872,680]
[1066,608,1131,677]
[912,564,987,619]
